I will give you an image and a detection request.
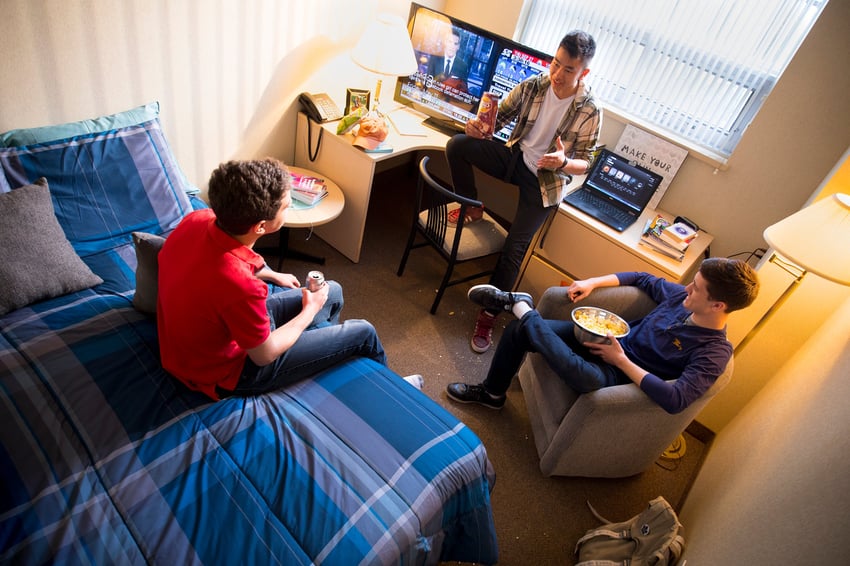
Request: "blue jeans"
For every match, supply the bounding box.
[221,281,387,397]
[446,134,555,293]
[483,310,623,395]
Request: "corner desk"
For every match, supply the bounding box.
[517,174,713,298]
[294,110,448,263]
[293,109,712,290]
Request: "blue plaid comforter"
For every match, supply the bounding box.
[0,285,498,564]
[0,121,498,564]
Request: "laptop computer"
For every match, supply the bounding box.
[563,148,664,232]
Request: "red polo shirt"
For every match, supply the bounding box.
[157,209,269,399]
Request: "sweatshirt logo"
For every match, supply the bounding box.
[672,337,683,350]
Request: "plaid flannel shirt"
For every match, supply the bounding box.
[495,74,602,207]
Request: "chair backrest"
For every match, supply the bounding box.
[415,156,484,258]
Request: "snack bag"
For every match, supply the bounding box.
[475,91,500,137]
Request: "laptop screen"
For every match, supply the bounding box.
[584,149,664,212]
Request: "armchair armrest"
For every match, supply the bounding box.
[536,285,658,322]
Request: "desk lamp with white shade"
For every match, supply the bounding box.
[350,13,418,115]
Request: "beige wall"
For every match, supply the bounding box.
[680,290,850,563]
[0,0,397,191]
[679,147,850,561]
[703,151,850,430]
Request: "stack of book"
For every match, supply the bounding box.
[639,215,698,261]
[290,172,328,206]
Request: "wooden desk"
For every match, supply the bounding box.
[294,109,711,287]
[294,109,449,263]
[518,175,714,297]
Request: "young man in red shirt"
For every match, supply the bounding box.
[157,158,391,400]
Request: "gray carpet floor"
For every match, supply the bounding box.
[260,163,708,565]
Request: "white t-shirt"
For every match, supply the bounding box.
[520,86,574,174]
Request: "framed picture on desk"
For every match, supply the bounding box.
[345,88,370,114]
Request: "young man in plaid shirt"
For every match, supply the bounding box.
[445,30,602,353]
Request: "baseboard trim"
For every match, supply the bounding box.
[687,420,716,444]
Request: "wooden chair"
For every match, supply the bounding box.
[396,156,507,314]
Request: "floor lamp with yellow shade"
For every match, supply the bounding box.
[762,193,850,287]
[747,192,850,342]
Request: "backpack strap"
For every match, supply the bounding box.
[668,532,686,563]
[574,527,634,566]
[586,500,613,525]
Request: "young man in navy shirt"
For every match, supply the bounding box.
[446,257,759,414]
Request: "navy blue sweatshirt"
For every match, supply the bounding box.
[615,272,732,414]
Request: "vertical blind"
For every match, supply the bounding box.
[517,0,827,160]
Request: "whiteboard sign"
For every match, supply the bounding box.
[614,125,688,210]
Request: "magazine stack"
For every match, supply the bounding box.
[290,172,328,206]
[639,215,698,261]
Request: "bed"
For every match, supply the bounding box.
[0,103,499,565]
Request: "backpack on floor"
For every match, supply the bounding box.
[574,496,685,566]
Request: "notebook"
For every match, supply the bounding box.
[563,148,664,232]
[387,108,428,137]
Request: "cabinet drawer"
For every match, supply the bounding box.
[537,211,668,280]
[519,255,573,299]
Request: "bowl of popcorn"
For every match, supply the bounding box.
[571,306,630,344]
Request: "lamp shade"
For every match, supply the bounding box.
[763,193,850,285]
[351,13,418,77]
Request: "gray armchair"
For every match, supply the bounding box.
[517,285,732,478]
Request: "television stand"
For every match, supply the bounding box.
[423,117,464,137]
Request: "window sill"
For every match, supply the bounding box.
[603,106,730,172]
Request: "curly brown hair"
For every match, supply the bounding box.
[699,257,760,313]
[207,158,290,235]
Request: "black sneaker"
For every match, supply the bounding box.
[467,284,533,312]
[446,383,506,410]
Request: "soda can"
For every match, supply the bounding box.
[306,271,325,292]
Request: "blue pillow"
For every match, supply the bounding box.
[0,119,194,258]
[0,102,161,147]
[0,102,199,196]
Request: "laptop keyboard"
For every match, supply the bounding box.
[567,190,634,227]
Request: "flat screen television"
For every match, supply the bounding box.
[393,3,552,142]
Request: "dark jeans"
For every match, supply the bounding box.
[445,134,555,293]
[483,310,623,395]
[219,282,387,397]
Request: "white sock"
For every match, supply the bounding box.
[402,374,424,390]
[512,301,532,319]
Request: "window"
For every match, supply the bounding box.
[517,0,827,161]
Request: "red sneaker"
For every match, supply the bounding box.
[471,309,497,353]
[448,205,485,225]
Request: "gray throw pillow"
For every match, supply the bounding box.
[131,231,166,315]
[0,178,103,316]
